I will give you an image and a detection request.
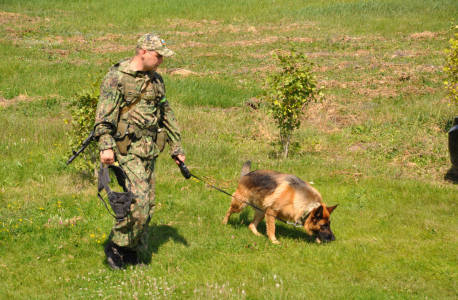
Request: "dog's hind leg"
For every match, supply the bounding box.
[222,192,247,225]
[248,209,265,236]
[265,208,280,244]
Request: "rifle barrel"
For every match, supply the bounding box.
[66,131,96,165]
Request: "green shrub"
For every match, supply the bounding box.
[264,45,323,158]
[444,23,458,103]
[65,76,101,177]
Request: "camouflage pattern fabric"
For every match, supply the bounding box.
[110,153,156,250]
[94,57,184,251]
[94,57,184,158]
[136,33,174,57]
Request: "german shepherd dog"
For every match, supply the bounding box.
[222,162,338,244]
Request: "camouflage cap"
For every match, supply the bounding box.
[137,33,175,57]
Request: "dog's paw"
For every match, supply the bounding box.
[271,239,281,245]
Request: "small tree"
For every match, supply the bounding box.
[444,23,458,103]
[264,45,323,158]
[65,75,100,177]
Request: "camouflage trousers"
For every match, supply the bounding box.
[111,152,156,252]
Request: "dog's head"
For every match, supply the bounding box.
[304,204,338,243]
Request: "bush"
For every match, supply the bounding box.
[65,75,100,177]
[444,23,458,103]
[264,45,323,158]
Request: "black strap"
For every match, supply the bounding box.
[97,164,134,222]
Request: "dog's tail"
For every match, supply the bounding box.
[240,161,251,179]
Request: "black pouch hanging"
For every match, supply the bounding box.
[97,164,135,223]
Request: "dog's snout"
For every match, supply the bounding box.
[318,229,336,242]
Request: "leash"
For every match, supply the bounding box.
[176,159,306,228]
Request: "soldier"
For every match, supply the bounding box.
[94,33,185,270]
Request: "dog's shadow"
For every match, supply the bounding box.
[227,209,313,243]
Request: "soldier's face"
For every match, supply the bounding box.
[143,50,163,71]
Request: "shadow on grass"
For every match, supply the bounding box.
[102,224,188,267]
[227,209,312,243]
[444,167,458,184]
[141,224,189,265]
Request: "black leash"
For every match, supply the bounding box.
[176,159,305,227]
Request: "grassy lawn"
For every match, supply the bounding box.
[1,0,458,299]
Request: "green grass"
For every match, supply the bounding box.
[1,0,458,299]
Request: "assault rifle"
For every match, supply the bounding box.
[66,131,96,165]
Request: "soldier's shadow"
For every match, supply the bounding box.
[141,224,188,264]
[444,167,458,184]
[227,209,312,243]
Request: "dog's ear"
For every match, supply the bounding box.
[326,204,338,214]
[313,205,324,220]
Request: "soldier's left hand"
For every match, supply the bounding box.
[174,155,185,165]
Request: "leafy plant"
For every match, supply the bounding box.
[444,22,458,103]
[264,45,323,158]
[65,75,101,177]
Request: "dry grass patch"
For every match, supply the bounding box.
[0,94,41,107]
[306,98,365,131]
[223,36,313,47]
[0,11,40,25]
[408,31,439,40]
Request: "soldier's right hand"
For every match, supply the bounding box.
[100,149,115,165]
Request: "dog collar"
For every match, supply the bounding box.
[299,203,321,225]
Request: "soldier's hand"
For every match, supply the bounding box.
[174,155,185,165]
[100,149,115,165]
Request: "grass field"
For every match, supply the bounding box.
[1,0,458,299]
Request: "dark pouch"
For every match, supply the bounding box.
[115,122,132,155]
[156,128,168,153]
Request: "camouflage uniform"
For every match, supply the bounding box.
[94,34,183,252]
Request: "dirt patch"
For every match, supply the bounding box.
[195,52,233,58]
[348,144,367,152]
[45,49,71,56]
[256,22,317,33]
[251,121,275,141]
[95,33,122,41]
[357,86,397,98]
[408,31,437,40]
[176,41,207,49]
[0,94,40,107]
[223,36,313,48]
[166,19,208,29]
[69,59,89,65]
[167,68,197,76]
[0,11,40,27]
[306,97,365,132]
[167,31,200,37]
[93,44,131,54]
[224,24,240,33]
[347,142,379,152]
[67,35,88,44]
[43,36,65,44]
[245,53,269,59]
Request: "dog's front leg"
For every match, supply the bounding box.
[248,209,265,236]
[265,209,280,244]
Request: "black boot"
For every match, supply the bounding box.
[104,241,124,270]
[123,249,139,265]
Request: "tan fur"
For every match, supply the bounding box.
[222,162,337,244]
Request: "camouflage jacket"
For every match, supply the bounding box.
[94,57,184,159]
